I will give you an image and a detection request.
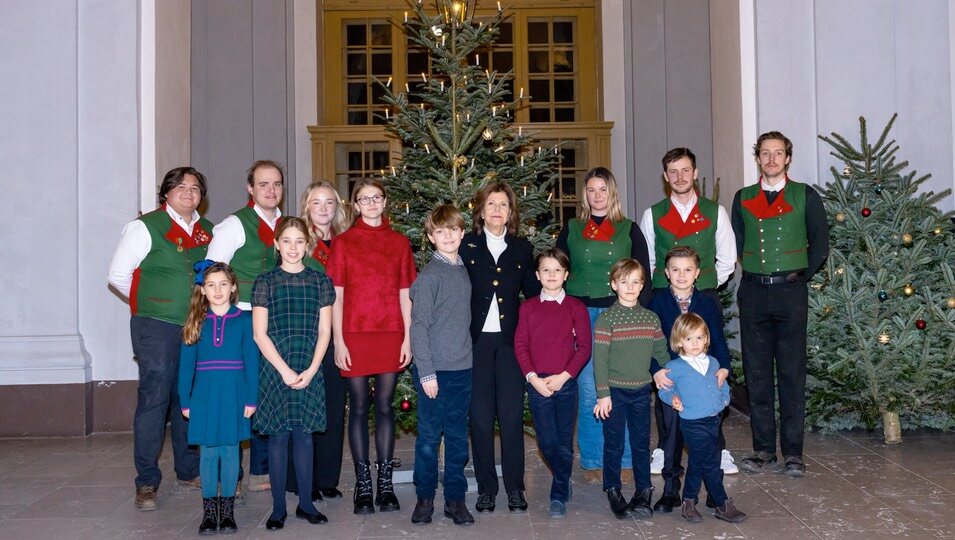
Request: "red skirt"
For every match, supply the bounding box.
[340,331,404,377]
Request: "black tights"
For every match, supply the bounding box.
[345,372,398,464]
[267,426,316,518]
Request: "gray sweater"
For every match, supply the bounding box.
[410,255,473,380]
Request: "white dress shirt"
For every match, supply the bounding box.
[206,204,282,310]
[539,289,566,304]
[480,227,507,333]
[761,177,786,192]
[681,352,710,376]
[639,193,737,286]
[107,205,201,298]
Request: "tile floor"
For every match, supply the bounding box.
[1,411,953,539]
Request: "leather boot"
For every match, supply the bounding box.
[681,499,704,523]
[628,487,653,519]
[198,497,218,535]
[411,498,434,524]
[606,488,636,520]
[715,497,748,523]
[375,459,401,512]
[353,461,375,515]
[218,496,237,534]
[443,500,475,525]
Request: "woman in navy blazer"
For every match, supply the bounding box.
[459,182,541,514]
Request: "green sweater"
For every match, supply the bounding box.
[592,301,669,398]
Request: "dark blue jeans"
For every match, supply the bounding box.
[527,377,578,503]
[680,415,727,506]
[413,366,472,502]
[602,384,652,492]
[130,316,199,489]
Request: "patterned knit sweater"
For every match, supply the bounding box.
[592,301,670,398]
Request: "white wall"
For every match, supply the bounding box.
[755,0,955,209]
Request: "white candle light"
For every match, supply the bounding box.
[520,156,524,166]
[518,126,522,136]
[404,11,408,22]
[421,72,427,82]
[405,83,410,92]
[425,144,430,154]
[497,1,501,11]
[475,54,480,65]
[386,76,392,87]
[519,87,524,99]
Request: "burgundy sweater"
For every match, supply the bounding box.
[514,294,593,378]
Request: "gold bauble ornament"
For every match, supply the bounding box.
[934,227,943,236]
[482,128,494,140]
[843,165,851,177]
[878,333,891,344]
[901,233,913,245]
[902,284,914,297]
[835,212,847,223]
[946,297,955,309]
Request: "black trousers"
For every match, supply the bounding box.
[287,346,346,494]
[737,277,808,457]
[653,395,726,493]
[469,332,525,496]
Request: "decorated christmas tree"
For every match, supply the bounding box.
[807,115,955,442]
[377,1,559,431]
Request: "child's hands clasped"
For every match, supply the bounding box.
[594,396,613,419]
[281,368,299,387]
[290,368,318,390]
[542,372,571,393]
[671,395,684,412]
[529,375,553,397]
[421,379,439,399]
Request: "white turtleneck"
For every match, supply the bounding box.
[481,227,508,332]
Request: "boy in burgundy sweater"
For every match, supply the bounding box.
[514,248,592,519]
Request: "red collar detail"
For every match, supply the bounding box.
[658,202,710,239]
[246,197,255,208]
[741,188,793,219]
[164,220,212,250]
[312,239,331,266]
[582,218,615,241]
[258,217,279,245]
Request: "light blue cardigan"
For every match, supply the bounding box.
[657,355,730,420]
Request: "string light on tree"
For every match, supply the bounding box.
[901,233,913,245]
[902,284,914,297]
[878,332,891,344]
[835,212,847,223]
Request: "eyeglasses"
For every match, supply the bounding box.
[357,194,385,206]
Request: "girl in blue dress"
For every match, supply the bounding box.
[179,260,259,535]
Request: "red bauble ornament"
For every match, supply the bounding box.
[861,207,872,217]
[400,399,412,412]
[915,319,927,330]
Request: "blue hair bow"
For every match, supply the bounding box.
[193,259,216,285]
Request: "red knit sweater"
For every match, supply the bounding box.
[514,294,592,378]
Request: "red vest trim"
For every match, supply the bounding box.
[740,188,794,219]
[582,218,616,241]
[312,239,331,266]
[657,202,711,239]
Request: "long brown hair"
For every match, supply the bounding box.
[299,180,347,242]
[349,177,388,225]
[470,182,520,235]
[182,262,239,345]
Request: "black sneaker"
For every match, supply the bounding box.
[507,490,528,512]
[628,487,653,519]
[782,455,806,477]
[606,488,636,520]
[411,498,434,524]
[738,451,778,473]
[475,492,495,513]
[444,500,475,526]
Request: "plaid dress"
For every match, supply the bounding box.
[251,266,336,434]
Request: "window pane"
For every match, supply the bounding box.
[560,148,577,167]
[498,22,513,44]
[553,79,574,102]
[371,84,387,104]
[528,51,549,73]
[528,21,548,43]
[408,51,428,73]
[346,24,366,46]
[561,175,577,198]
[347,53,367,75]
[554,50,574,72]
[372,112,388,125]
[371,24,391,46]
[530,108,550,122]
[553,21,573,43]
[371,151,390,170]
[347,82,367,105]
[347,110,368,125]
[492,51,512,71]
[554,107,575,122]
[502,80,514,101]
[371,53,392,75]
[529,79,550,102]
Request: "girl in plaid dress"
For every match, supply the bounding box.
[251,217,336,529]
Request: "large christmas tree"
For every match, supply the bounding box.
[377,1,559,430]
[807,115,955,441]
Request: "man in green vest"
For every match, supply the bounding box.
[731,132,829,477]
[108,167,212,510]
[639,147,738,512]
[207,159,285,495]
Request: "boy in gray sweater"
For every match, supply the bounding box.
[409,204,474,526]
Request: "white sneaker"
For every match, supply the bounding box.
[650,448,664,475]
[720,450,739,474]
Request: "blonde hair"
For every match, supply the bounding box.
[608,258,645,285]
[670,313,710,354]
[579,167,624,223]
[182,263,239,345]
[299,180,347,242]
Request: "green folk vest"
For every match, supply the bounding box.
[230,207,277,303]
[650,197,719,289]
[566,217,633,298]
[739,180,809,274]
[132,209,213,325]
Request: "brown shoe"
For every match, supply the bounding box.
[715,498,747,523]
[680,499,703,523]
[177,476,202,490]
[135,486,158,511]
[248,473,271,492]
[583,469,602,484]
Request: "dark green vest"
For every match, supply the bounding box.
[739,180,809,274]
[230,207,277,303]
[565,217,633,298]
[133,209,213,325]
[650,197,719,289]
